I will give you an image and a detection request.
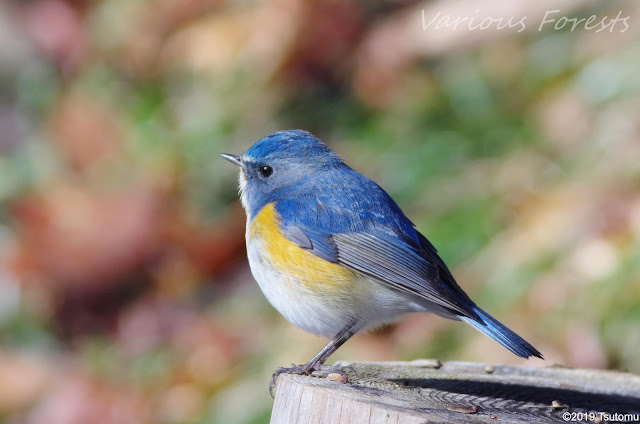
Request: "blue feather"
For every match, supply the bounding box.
[459,306,543,359]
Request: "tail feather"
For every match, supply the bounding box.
[459,306,543,359]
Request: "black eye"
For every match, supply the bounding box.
[258,165,273,179]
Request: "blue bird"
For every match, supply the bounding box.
[221,130,542,395]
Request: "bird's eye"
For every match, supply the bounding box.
[258,165,273,179]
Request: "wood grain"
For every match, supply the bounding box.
[271,360,640,423]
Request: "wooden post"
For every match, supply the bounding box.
[271,360,640,423]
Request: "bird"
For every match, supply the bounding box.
[221,129,542,395]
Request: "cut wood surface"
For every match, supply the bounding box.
[271,360,640,423]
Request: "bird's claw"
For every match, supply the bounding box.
[269,363,350,398]
[269,364,312,398]
[309,364,349,381]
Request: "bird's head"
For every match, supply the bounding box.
[221,129,343,218]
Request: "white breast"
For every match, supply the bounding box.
[245,234,418,339]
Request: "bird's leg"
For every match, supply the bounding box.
[269,321,359,397]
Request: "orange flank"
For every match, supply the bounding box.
[249,203,358,292]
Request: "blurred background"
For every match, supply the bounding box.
[1,0,639,422]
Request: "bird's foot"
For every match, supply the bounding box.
[309,364,349,382]
[269,363,310,398]
[269,363,349,398]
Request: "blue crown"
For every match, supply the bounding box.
[244,130,341,165]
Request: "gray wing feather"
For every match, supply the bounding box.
[332,233,476,318]
[283,225,313,250]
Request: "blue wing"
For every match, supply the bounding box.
[273,168,479,319]
[273,167,542,359]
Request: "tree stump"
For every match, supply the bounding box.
[271,360,640,423]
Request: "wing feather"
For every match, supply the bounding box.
[331,232,477,318]
[274,195,478,319]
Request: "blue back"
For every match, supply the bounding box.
[241,130,419,245]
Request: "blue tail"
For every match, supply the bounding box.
[459,306,543,359]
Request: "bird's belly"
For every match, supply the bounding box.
[246,238,417,338]
[246,237,357,337]
[245,203,414,338]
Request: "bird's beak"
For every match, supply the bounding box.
[220,153,246,169]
